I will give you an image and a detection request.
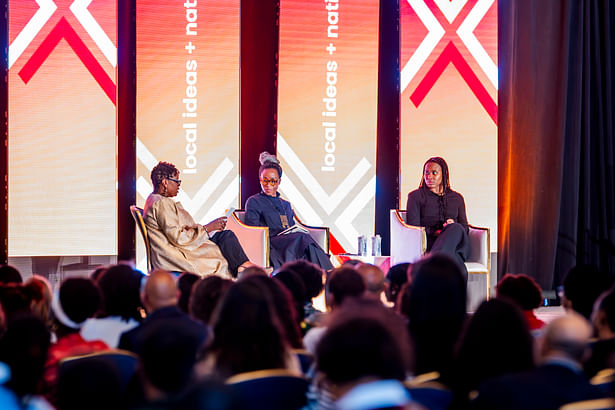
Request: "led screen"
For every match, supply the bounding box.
[400,0,498,250]
[278,0,380,253]
[8,0,117,256]
[136,0,240,270]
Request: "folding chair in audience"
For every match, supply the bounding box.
[292,348,314,376]
[59,349,139,391]
[226,369,308,410]
[559,398,615,410]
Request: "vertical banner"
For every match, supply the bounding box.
[400,0,498,250]
[278,0,380,253]
[136,0,240,269]
[8,0,117,256]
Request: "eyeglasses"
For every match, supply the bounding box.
[260,178,279,186]
[167,177,181,184]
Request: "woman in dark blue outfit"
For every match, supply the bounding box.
[406,157,470,281]
[245,152,333,270]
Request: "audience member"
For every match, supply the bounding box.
[586,286,615,377]
[119,270,207,357]
[41,277,108,406]
[561,264,613,320]
[189,275,233,326]
[196,276,300,379]
[496,273,546,331]
[0,316,51,407]
[315,299,415,410]
[24,275,53,329]
[236,265,268,280]
[355,263,386,302]
[273,269,307,326]
[473,312,605,409]
[177,272,200,314]
[0,284,31,324]
[406,254,466,384]
[0,265,22,285]
[303,267,366,355]
[248,274,304,349]
[452,298,535,407]
[281,260,325,320]
[385,263,411,305]
[90,266,109,282]
[81,264,144,347]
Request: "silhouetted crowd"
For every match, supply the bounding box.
[0,257,614,410]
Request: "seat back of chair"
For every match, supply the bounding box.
[389,210,427,265]
[227,211,270,267]
[227,369,308,410]
[59,349,138,392]
[467,225,489,267]
[130,205,153,272]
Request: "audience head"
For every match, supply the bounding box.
[236,265,268,280]
[90,266,108,282]
[140,320,202,399]
[177,272,200,313]
[454,298,534,395]
[142,269,178,313]
[385,263,410,304]
[355,263,386,301]
[562,264,612,319]
[592,287,615,339]
[0,316,50,397]
[247,274,303,349]
[273,269,307,323]
[540,312,592,364]
[24,275,52,328]
[325,267,366,310]
[0,284,31,324]
[52,277,102,335]
[282,260,324,301]
[407,254,467,376]
[97,264,143,321]
[207,276,288,378]
[496,273,543,311]
[0,265,22,285]
[316,299,412,395]
[189,275,233,325]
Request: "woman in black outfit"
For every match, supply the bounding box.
[406,157,470,280]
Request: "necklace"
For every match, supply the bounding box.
[262,193,290,229]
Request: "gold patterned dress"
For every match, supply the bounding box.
[143,193,230,277]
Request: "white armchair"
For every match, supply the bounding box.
[390,210,491,299]
[227,210,330,269]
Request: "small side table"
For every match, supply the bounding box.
[333,254,392,272]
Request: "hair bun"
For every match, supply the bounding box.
[259,151,279,166]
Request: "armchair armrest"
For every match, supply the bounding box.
[226,210,270,267]
[293,213,330,255]
[390,210,427,265]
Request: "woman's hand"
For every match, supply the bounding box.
[204,217,227,232]
[443,218,455,227]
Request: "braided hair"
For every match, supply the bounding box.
[150,162,179,192]
[258,151,283,178]
[419,157,451,227]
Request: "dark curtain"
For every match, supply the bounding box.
[499,0,615,290]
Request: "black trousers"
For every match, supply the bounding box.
[429,223,470,282]
[210,230,249,278]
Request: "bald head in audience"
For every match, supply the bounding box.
[142,270,178,313]
[355,263,385,302]
[540,313,592,364]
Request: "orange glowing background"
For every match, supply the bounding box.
[278,0,380,253]
[400,0,498,250]
[136,1,240,270]
[9,0,117,256]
